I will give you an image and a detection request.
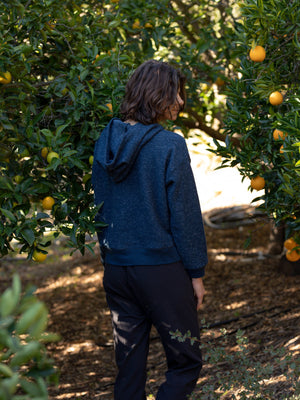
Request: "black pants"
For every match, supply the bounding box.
[103,261,202,400]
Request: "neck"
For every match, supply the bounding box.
[125,119,138,126]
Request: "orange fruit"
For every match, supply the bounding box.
[42,196,55,210]
[250,176,265,191]
[215,77,225,86]
[14,175,23,184]
[0,71,12,84]
[132,19,141,29]
[106,103,113,114]
[92,54,100,64]
[273,129,286,140]
[284,237,298,250]
[269,91,283,105]
[32,249,47,262]
[41,147,49,159]
[144,22,153,28]
[286,249,300,262]
[249,46,266,62]
[47,151,59,163]
[279,144,284,154]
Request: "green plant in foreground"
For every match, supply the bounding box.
[170,328,300,399]
[0,274,60,399]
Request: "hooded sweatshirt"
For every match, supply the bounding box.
[92,118,207,278]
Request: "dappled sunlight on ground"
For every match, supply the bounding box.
[0,150,299,399]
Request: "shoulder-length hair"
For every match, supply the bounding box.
[120,60,186,125]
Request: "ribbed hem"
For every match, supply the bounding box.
[103,246,181,266]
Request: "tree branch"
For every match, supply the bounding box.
[183,109,241,148]
[170,0,198,44]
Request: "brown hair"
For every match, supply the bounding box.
[120,60,186,125]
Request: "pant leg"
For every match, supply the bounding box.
[103,265,152,400]
[127,262,202,400]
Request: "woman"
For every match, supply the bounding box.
[92,60,208,400]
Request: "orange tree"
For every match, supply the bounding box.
[166,0,240,141]
[0,0,172,259]
[0,0,241,260]
[213,0,300,259]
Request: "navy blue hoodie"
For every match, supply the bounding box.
[92,118,207,278]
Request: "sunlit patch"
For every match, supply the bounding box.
[37,270,103,294]
[284,335,300,354]
[215,253,226,261]
[224,301,247,310]
[55,390,88,399]
[63,341,95,356]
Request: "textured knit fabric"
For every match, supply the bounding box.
[92,118,207,278]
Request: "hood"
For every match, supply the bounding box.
[94,118,164,183]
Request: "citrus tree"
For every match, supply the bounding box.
[0,0,173,259]
[0,0,241,261]
[167,0,240,141]
[213,0,300,261]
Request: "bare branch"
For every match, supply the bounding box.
[183,109,240,147]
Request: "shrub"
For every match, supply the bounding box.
[0,274,59,399]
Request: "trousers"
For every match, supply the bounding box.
[103,261,202,400]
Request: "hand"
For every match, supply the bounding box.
[192,278,205,310]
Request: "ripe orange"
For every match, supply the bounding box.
[249,46,266,62]
[269,91,283,105]
[284,237,298,250]
[106,103,113,114]
[42,196,55,210]
[286,249,300,262]
[0,71,12,84]
[250,176,265,191]
[92,54,100,64]
[132,19,141,29]
[32,249,47,262]
[273,129,286,141]
[279,144,284,154]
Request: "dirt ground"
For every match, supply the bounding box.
[1,209,299,400]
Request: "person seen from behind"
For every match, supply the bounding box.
[92,59,208,400]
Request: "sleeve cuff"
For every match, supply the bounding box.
[186,267,205,279]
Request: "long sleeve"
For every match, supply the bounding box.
[166,136,208,278]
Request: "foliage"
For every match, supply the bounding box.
[0,0,240,259]
[212,0,300,245]
[0,274,59,399]
[164,0,240,139]
[0,0,171,258]
[170,328,300,399]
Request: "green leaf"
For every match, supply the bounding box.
[55,123,69,136]
[40,129,53,138]
[0,208,16,223]
[20,229,35,246]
